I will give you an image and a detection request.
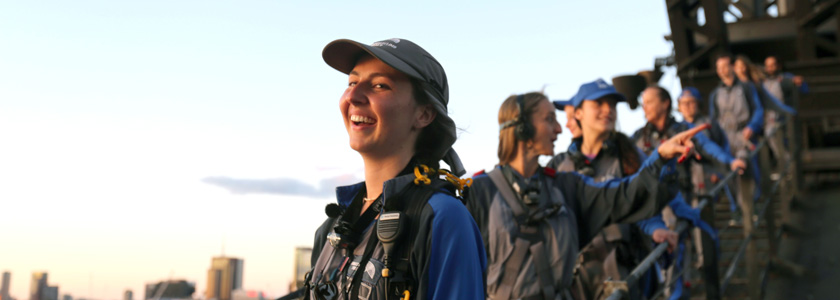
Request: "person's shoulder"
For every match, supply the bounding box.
[471,169,488,179]
[631,126,645,139]
[741,80,759,93]
[427,192,464,208]
[426,192,477,228]
[468,169,493,188]
[546,152,569,170]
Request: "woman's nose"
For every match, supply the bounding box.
[343,84,367,105]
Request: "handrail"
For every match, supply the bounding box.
[649,262,691,299]
[606,120,789,300]
[719,158,791,294]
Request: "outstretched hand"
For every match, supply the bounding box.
[652,229,679,253]
[657,123,711,161]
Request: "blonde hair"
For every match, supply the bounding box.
[497,92,548,165]
[736,55,766,84]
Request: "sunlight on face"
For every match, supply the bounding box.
[641,88,668,123]
[340,56,418,158]
[575,97,617,137]
[564,105,581,138]
[528,99,562,156]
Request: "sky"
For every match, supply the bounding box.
[0,1,682,299]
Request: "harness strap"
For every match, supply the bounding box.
[348,229,380,299]
[487,168,558,300]
[496,237,530,300]
[487,169,527,221]
[531,241,556,300]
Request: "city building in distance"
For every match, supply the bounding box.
[29,272,58,300]
[143,280,195,300]
[205,257,242,300]
[1,271,11,300]
[288,247,311,293]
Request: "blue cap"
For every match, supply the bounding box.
[552,97,575,110]
[680,87,702,102]
[552,78,625,110]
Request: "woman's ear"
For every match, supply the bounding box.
[414,105,436,130]
[574,107,583,122]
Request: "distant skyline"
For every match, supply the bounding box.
[0,1,679,299]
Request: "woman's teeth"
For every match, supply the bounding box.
[350,115,376,124]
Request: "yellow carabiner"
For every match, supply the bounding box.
[413,165,432,185]
[402,290,410,300]
[436,169,473,197]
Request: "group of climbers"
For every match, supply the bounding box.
[302,38,802,300]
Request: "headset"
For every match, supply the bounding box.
[499,94,535,141]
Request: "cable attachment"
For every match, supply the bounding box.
[413,165,432,185]
[437,169,473,198]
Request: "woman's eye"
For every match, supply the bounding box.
[348,81,357,87]
[373,83,390,89]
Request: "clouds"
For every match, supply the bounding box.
[202,173,360,198]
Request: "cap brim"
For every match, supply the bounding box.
[581,90,626,103]
[552,100,573,110]
[322,39,425,81]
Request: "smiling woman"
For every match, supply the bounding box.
[304,38,486,300]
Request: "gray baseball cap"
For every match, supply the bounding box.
[322,38,449,114]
